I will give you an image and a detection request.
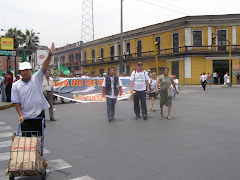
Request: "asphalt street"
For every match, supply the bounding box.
[0,86,240,180]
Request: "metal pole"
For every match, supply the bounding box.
[229,44,232,84]
[120,0,124,74]
[15,56,17,74]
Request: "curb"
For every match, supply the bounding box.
[0,103,14,110]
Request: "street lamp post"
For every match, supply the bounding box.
[120,0,124,74]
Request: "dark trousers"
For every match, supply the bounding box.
[43,91,54,120]
[134,91,147,116]
[21,111,45,137]
[6,83,12,102]
[106,97,117,118]
[202,81,207,91]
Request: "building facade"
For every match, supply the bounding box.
[55,14,240,84]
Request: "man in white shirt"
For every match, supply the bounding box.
[43,70,55,121]
[130,62,150,120]
[81,72,89,78]
[200,72,208,91]
[102,67,122,122]
[11,43,55,130]
[223,72,230,87]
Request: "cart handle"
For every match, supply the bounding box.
[17,117,45,136]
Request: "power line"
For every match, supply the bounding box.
[136,0,190,15]
[151,0,200,15]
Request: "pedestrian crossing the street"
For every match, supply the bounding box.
[0,121,95,180]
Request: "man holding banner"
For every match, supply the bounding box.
[102,67,123,122]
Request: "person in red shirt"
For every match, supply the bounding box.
[5,71,13,102]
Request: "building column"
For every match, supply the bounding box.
[208,27,212,49]
[114,43,118,60]
[232,26,237,46]
[184,57,191,79]
[185,28,191,50]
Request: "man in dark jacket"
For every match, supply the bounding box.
[102,67,123,122]
[5,71,13,102]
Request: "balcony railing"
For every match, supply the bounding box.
[79,45,240,66]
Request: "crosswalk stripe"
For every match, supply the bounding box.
[0,132,13,139]
[0,126,12,131]
[46,159,72,173]
[0,122,6,126]
[0,140,11,149]
[0,149,50,162]
[70,176,95,180]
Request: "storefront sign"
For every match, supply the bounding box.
[0,37,14,50]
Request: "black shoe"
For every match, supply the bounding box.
[108,117,113,122]
[143,115,147,120]
[136,115,141,119]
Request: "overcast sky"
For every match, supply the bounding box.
[1,0,240,48]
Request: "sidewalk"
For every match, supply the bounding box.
[0,96,14,110]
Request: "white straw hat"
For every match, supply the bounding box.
[19,62,32,71]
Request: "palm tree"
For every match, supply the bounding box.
[23,29,40,49]
[4,27,24,48]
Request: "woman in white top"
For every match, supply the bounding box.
[171,75,178,99]
[149,72,158,111]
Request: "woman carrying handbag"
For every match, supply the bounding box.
[155,68,178,120]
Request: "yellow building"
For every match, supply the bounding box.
[56,14,240,84]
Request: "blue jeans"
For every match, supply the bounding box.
[173,90,176,99]
[106,97,117,118]
[1,87,6,101]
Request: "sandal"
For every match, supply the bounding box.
[151,108,156,111]
[167,116,171,120]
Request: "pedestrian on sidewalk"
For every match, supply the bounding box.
[43,70,55,121]
[130,62,150,120]
[11,42,55,127]
[223,72,229,87]
[0,73,6,102]
[201,72,208,91]
[237,72,240,84]
[171,75,178,99]
[5,71,13,102]
[102,67,123,122]
[155,68,178,120]
[149,72,158,111]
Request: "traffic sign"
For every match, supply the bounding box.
[0,50,16,56]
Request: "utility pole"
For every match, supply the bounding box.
[120,0,124,74]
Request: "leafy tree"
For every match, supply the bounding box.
[4,27,24,48]
[23,29,40,49]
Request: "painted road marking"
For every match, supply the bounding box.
[46,159,72,173]
[0,122,6,126]
[0,140,11,149]
[0,132,13,139]
[70,176,95,180]
[0,126,12,131]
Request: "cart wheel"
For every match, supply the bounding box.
[9,173,14,180]
[41,170,46,180]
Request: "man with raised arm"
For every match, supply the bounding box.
[11,43,55,128]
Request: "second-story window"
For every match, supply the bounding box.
[137,40,142,57]
[84,51,87,61]
[217,29,227,51]
[193,31,203,46]
[110,46,114,60]
[100,48,104,60]
[126,42,131,58]
[92,49,95,60]
[173,33,179,53]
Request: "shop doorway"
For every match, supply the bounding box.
[213,60,229,84]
